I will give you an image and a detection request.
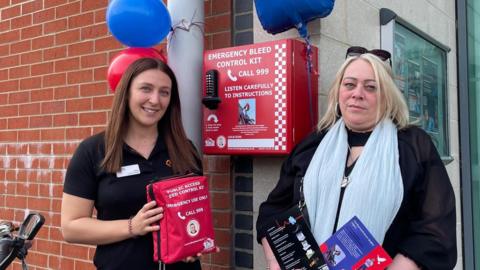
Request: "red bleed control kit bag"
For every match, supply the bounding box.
[146,174,216,264]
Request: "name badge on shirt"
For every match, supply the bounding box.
[116,164,141,178]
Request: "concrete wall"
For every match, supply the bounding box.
[252,0,461,269]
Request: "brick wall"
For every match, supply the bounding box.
[202,155,233,269]
[0,0,233,269]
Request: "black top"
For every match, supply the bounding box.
[333,129,371,231]
[256,126,457,270]
[64,132,201,270]
[347,129,371,146]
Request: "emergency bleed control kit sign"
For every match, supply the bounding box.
[146,175,216,263]
[202,39,318,155]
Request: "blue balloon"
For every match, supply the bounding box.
[254,0,335,37]
[107,0,172,47]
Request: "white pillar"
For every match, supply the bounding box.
[167,0,204,151]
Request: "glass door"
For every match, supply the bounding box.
[468,0,480,267]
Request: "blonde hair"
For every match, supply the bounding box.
[317,53,409,131]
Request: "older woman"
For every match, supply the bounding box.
[256,47,457,270]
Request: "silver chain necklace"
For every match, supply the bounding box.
[341,145,353,188]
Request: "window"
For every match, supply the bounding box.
[380,9,451,160]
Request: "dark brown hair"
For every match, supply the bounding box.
[101,57,200,174]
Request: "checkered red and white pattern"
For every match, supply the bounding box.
[273,43,288,151]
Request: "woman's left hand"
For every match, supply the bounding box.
[182,247,220,263]
[182,253,201,263]
[387,253,421,270]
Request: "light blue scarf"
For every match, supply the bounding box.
[303,118,403,244]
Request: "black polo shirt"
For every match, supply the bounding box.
[64,132,201,270]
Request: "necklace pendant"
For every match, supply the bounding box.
[341,176,350,188]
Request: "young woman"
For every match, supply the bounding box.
[61,58,202,270]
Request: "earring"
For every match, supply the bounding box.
[335,102,341,117]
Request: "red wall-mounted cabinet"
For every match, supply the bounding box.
[202,39,318,155]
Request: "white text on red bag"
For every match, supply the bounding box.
[147,174,217,264]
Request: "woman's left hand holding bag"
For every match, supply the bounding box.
[182,247,221,263]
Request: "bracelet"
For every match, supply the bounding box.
[128,216,136,237]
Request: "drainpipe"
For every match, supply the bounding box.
[167,0,204,152]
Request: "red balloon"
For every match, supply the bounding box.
[107,48,167,92]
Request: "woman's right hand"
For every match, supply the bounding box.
[61,194,164,245]
[129,201,164,237]
[261,238,281,270]
[266,258,281,270]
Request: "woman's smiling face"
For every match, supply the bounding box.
[127,69,172,129]
[338,59,381,132]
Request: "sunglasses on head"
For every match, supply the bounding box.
[345,46,392,66]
